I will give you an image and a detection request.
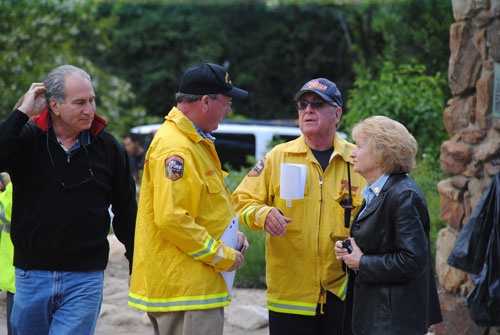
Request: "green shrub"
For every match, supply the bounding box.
[344,62,447,159]
[409,155,447,260]
[0,1,153,137]
[225,163,267,288]
[234,227,267,288]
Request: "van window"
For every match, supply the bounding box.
[214,133,255,169]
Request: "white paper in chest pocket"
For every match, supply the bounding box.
[280,163,307,206]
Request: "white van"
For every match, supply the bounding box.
[130,120,303,169]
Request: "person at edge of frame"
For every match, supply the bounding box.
[0,65,137,335]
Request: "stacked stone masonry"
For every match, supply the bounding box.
[436,1,500,334]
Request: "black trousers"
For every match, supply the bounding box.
[269,291,343,335]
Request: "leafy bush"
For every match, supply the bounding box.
[409,155,447,260]
[234,227,267,288]
[225,164,267,288]
[87,3,354,121]
[0,1,153,136]
[343,62,447,158]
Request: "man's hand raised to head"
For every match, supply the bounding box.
[17,83,46,119]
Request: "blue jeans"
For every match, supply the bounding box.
[11,268,104,335]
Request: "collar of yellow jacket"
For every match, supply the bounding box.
[285,133,354,164]
[165,107,206,143]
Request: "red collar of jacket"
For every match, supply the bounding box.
[32,109,107,137]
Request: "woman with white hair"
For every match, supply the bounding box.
[334,116,442,335]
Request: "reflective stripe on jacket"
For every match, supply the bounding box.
[129,107,236,312]
[233,134,366,316]
[0,182,14,293]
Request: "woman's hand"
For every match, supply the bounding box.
[335,237,364,271]
[334,240,349,259]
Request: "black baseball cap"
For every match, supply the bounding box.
[294,78,342,107]
[179,61,248,100]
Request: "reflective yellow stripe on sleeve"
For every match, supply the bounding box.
[241,206,257,228]
[188,236,217,260]
[0,202,8,226]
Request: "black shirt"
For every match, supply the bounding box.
[311,146,334,171]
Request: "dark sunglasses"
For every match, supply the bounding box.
[295,99,338,110]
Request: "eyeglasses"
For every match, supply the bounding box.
[211,96,232,110]
[295,99,338,110]
[221,100,232,110]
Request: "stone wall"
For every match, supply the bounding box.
[435,0,500,334]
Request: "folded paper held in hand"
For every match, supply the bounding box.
[280,163,307,207]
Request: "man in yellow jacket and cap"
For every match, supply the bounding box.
[129,62,250,335]
[0,172,14,335]
[233,78,366,335]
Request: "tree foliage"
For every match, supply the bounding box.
[0,0,154,136]
[1,0,453,151]
[341,0,452,158]
[344,62,447,158]
[88,3,354,121]
[346,0,453,77]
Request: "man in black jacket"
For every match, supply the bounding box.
[0,65,137,335]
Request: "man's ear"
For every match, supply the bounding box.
[335,107,343,127]
[201,95,210,111]
[50,99,60,116]
[336,107,343,121]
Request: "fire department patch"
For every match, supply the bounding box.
[248,158,266,177]
[165,155,184,181]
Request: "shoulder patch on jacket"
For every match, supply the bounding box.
[165,155,184,181]
[248,158,266,177]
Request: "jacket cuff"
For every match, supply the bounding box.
[213,246,236,272]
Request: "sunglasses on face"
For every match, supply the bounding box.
[295,99,338,110]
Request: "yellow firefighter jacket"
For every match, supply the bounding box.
[232,134,366,316]
[129,107,236,312]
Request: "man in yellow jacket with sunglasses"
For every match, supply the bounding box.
[233,78,366,335]
[129,62,249,335]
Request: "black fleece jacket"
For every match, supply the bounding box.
[0,109,137,272]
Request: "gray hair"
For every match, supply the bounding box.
[44,65,92,111]
[175,92,218,103]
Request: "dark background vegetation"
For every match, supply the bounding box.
[0,0,454,287]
